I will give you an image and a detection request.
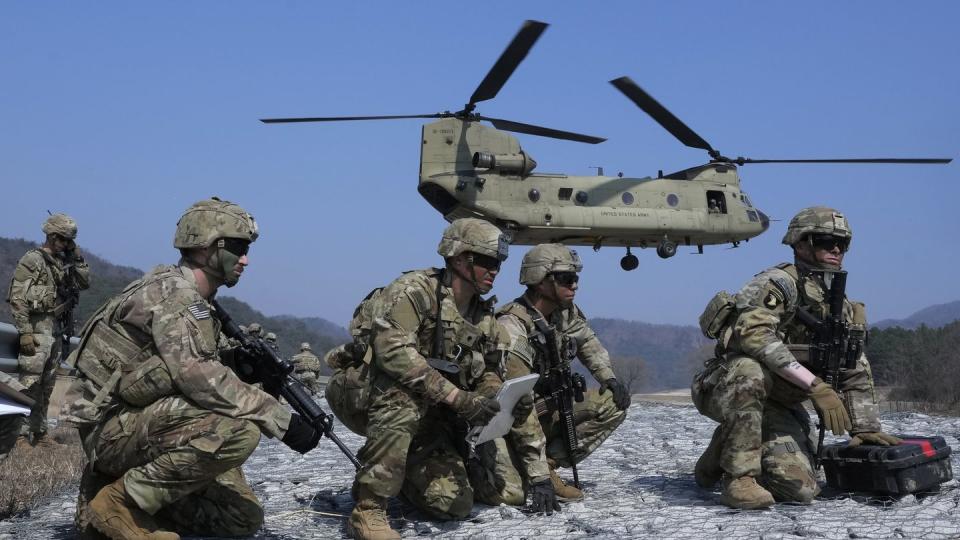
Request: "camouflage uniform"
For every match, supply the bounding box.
[7,214,90,441]
[354,267,514,516]
[691,207,882,504]
[62,198,293,537]
[292,343,323,395]
[497,297,625,468]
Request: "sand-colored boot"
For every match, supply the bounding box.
[348,490,400,540]
[547,460,584,502]
[694,426,724,488]
[88,478,180,540]
[718,475,775,510]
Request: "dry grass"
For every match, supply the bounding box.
[0,427,85,519]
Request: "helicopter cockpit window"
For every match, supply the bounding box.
[575,191,589,204]
[742,194,753,207]
[558,188,573,201]
[706,190,727,214]
[622,192,634,205]
[528,188,541,203]
[666,194,679,207]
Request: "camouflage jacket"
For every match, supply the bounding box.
[62,261,290,439]
[723,261,880,433]
[291,351,322,374]
[370,267,508,403]
[498,294,616,385]
[7,248,90,335]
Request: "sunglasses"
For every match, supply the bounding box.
[551,272,580,287]
[809,234,849,253]
[470,253,502,272]
[218,238,251,257]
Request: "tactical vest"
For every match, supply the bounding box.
[7,248,62,314]
[66,267,212,421]
[335,268,498,389]
[700,263,867,376]
[499,301,578,373]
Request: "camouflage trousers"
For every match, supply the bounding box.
[472,388,627,502]
[18,318,61,438]
[355,374,501,520]
[691,355,820,503]
[0,414,24,463]
[297,371,323,396]
[80,395,265,536]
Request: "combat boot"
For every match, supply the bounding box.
[88,478,180,540]
[718,475,775,510]
[32,433,63,450]
[348,490,400,540]
[694,426,724,488]
[547,460,584,502]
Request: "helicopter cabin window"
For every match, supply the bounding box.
[706,191,727,214]
[622,192,634,205]
[558,188,573,201]
[666,194,679,207]
[575,191,589,204]
[528,188,541,203]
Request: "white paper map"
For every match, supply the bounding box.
[465,373,539,447]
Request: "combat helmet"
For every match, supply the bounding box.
[436,218,508,261]
[174,197,259,249]
[265,332,277,342]
[247,322,263,336]
[520,243,583,285]
[781,206,852,247]
[42,213,78,240]
[300,342,311,351]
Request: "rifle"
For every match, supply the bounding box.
[211,299,361,470]
[794,270,860,467]
[525,302,587,489]
[55,260,81,363]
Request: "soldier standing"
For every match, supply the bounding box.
[291,342,323,395]
[691,207,900,509]
[348,218,552,540]
[487,244,631,502]
[62,198,320,539]
[7,213,90,447]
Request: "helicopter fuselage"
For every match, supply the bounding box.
[418,117,769,250]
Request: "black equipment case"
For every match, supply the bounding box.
[821,435,953,494]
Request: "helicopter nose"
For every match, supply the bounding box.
[758,210,770,230]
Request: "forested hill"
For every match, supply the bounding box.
[873,300,960,330]
[591,318,711,391]
[0,237,348,369]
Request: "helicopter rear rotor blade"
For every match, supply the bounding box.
[737,157,953,165]
[469,20,549,107]
[610,76,714,153]
[260,114,443,124]
[484,116,606,144]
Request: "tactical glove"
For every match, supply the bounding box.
[600,378,631,410]
[281,413,321,454]
[808,378,852,436]
[848,431,902,448]
[19,334,37,356]
[452,390,501,426]
[529,478,561,515]
[512,394,534,427]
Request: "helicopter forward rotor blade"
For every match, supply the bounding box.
[484,116,606,144]
[737,157,953,165]
[260,114,443,124]
[469,20,549,106]
[610,76,714,152]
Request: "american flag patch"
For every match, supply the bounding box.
[188,303,211,320]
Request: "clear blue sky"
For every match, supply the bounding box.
[2,2,957,327]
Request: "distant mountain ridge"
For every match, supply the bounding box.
[0,236,348,369]
[873,300,960,330]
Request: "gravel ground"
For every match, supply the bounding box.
[2,400,958,539]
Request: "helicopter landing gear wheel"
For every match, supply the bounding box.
[620,248,639,271]
[656,239,677,259]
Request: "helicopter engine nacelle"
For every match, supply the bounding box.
[472,151,537,176]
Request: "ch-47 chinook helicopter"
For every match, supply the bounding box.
[262,20,951,271]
